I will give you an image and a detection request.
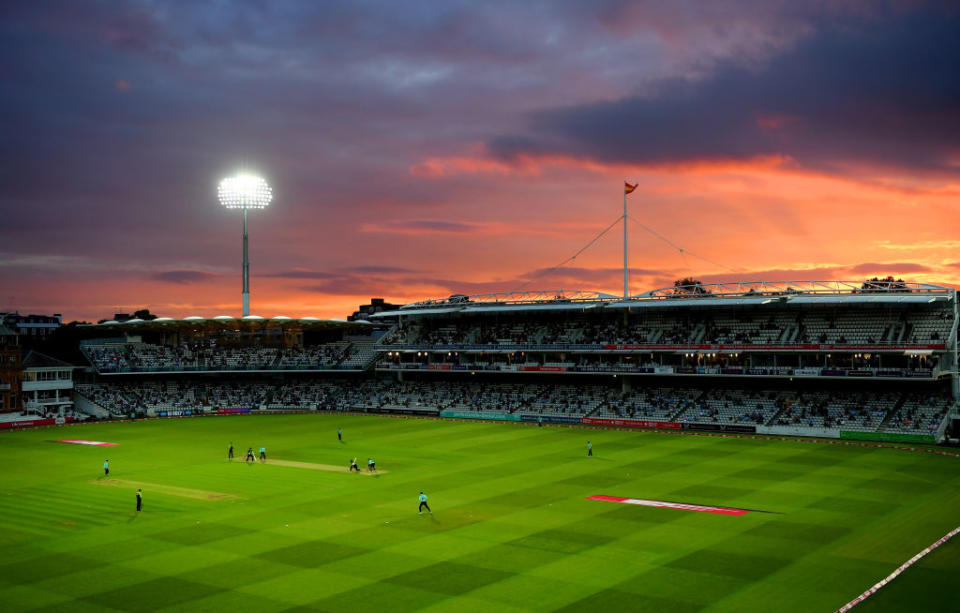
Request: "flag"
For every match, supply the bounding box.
[625,181,638,195]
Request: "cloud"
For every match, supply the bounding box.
[417,265,675,296]
[360,219,604,237]
[263,270,337,280]
[361,220,482,234]
[300,278,398,296]
[877,240,960,251]
[3,2,959,320]
[265,266,420,279]
[489,7,960,179]
[152,270,218,284]
[339,265,420,274]
[846,262,932,275]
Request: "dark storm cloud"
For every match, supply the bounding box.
[490,7,960,177]
[1,1,601,255]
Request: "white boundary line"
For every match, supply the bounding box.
[836,525,960,612]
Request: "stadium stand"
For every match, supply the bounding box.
[73,377,955,438]
[81,340,377,373]
[379,308,954,349]
[69,281,959,444]
[884,391,953,434]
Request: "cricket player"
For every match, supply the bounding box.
[103,459,109,476]
[228,442,234,460]
[587,441,592,457]
[418,492,431,514]
[259,446,266,461]
[349,457,359,472]
[367,458,376,473]
[338,427,343,442]
[246,447,255,462]
[136,488,142,512]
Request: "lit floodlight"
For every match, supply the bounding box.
[219,172,273,316]
[218,174,273,209]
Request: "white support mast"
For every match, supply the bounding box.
[624,182,633,299]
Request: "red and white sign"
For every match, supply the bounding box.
[587,495,749,516]
[58,439,118,446]
[0,417,76,430]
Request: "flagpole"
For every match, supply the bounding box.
[623,182,629,299]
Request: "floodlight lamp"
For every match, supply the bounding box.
[218,174,273,209]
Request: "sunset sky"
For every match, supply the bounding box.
[2,1,959,322]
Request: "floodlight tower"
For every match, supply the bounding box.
[218,173,272,317]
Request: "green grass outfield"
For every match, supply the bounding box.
[1,414,959,612]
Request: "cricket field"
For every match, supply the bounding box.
[1,414,958,612]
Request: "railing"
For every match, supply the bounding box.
[376,363,939,379]
[378,341,949,352]
[84,362,373,375]
[935,408,954,443]
[399,280,955,310]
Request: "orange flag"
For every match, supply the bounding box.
[625,181,638,194]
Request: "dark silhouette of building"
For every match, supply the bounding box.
[349,298,399,321]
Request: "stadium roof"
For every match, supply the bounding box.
[23,350,76,369]
[372,281,955,317]
[85,316,375,330]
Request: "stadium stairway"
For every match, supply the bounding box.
[667,389,709,422]
[877,394,908,432]
[73,392,110,419]
[765,399,792,426]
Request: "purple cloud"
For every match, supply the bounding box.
[489,7,960,178]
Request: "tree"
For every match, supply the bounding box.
[860,276,910,293]
[133,309,158,320]
[673,278,710,295]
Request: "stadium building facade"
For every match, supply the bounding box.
[71,281,959,444]
[0,325,21,412]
